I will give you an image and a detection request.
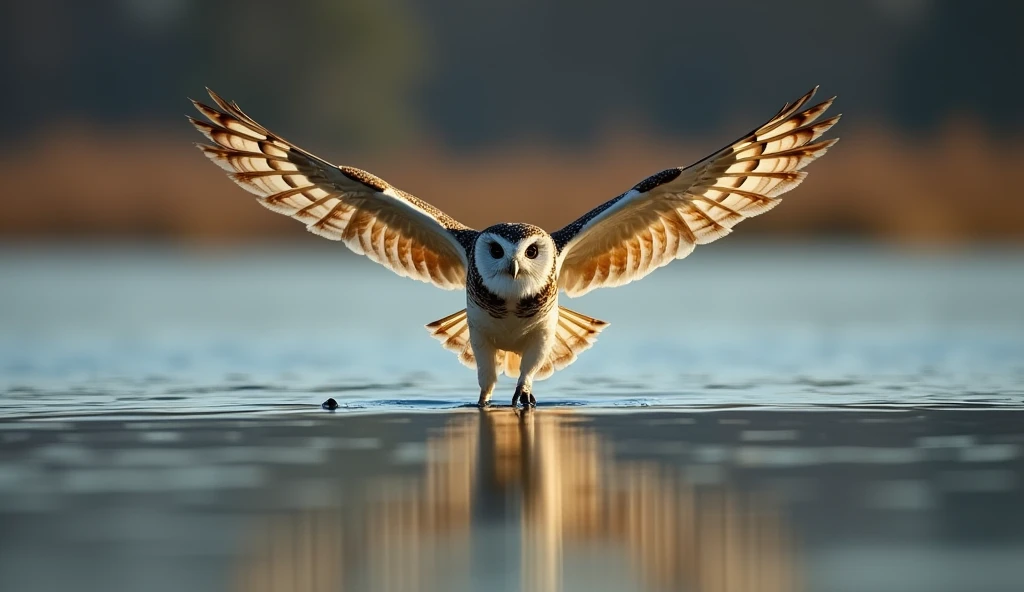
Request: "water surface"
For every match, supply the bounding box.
[1,409,1022,592]
[0,244,1022,592]
[1,244,1021,414]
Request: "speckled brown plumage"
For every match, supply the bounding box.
[483,222,546,244]
[516,243,559,318]
[631,168,684,194]
[515,271,557,318]
[338,166,389,193]
[467,269,507,318]
[465,239,508,318]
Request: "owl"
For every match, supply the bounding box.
[190,87,838,407]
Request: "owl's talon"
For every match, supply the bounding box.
[512,385,533,408]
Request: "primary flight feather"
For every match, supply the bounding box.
[189,87,839,407]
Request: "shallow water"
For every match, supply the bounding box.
[1,244,1022,414]
[1,244,1023,591]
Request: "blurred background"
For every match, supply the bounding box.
[2,2,1024,592]
[1,0,1022,244]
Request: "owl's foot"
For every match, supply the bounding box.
[512,385,536,408]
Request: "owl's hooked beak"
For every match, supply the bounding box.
[507,259,520,279]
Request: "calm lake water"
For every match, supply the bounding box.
[1,244,1022,591]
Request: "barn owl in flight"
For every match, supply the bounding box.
[189,87,838,407]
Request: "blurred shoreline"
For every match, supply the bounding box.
[3,119,1022,245]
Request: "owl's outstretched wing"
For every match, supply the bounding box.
[552,87,839,297]
[189,89,475,290]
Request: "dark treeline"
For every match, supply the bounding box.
[2,0,1022,151]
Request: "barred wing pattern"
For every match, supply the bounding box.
[553,87,839,297]
[189,89,474,290]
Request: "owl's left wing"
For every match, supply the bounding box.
[552,87,839,297]
[189,89,475,290]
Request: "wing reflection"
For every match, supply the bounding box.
[236,411,799,592]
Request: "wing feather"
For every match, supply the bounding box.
[189,89,475,290]
[553,87,839,297]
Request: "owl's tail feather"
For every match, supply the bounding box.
[425,309,476,369]
[530,306,608,380]
[424,306,609,382]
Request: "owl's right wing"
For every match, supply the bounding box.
[552,87,839,297]
[189,89,475,290]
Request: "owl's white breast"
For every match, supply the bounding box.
[467,298,559,353]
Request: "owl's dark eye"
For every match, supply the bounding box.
[488,242,504,259]
[525,244,539,259]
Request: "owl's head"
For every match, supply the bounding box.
[474,223,556,299]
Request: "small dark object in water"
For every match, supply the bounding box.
[322,398,339,411]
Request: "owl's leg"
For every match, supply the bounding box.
[512,342,546,408]
[472,337,498,407]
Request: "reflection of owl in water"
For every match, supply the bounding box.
[235,411,800,592]
[191,88,838,407]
